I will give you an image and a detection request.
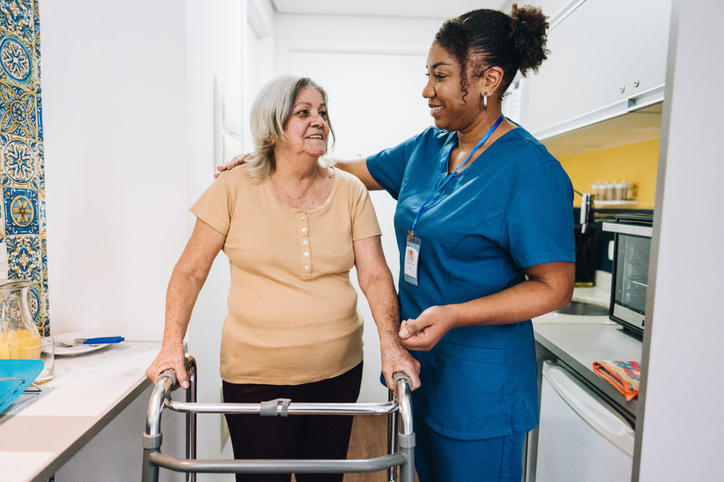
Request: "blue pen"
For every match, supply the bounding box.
[75,336,125,345]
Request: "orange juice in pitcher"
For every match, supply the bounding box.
[0,280,41,359]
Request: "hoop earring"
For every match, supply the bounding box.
[484,93,488,111]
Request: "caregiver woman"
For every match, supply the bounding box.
[222,6,574,481]
[339,6,574,481]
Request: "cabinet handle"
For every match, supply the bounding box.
[634,79,640,88]
[620,84,626,94]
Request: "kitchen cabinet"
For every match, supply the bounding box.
[536,362,634,482]
[524,0,672,140]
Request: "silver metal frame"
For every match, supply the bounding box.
[142,356,415,482]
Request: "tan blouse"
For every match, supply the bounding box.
[191,167,382,385]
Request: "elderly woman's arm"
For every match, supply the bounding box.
[353,236,421,391]
[145,219,226,389]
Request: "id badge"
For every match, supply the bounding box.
[404,234,421,286]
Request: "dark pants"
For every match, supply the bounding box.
[222,362,363,482]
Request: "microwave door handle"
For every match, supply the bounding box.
[602,222,653,237]
[542,362,635,457]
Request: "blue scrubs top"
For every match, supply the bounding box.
[367,125,575,440]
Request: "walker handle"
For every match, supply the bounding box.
[392,371,412,388]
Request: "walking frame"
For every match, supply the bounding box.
[142,356,415,482]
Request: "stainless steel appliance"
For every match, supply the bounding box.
[602,214,653,335]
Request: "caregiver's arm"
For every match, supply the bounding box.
[334,158,383,191]
[399,261,575,352]
[354,236,421,391]
[217,155,383,191]
[145,219,226,389]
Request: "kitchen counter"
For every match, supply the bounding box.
[0,341,161,482]
[534,323,643,421]
[532,272,643,420]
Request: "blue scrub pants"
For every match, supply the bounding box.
[414,414,525,482]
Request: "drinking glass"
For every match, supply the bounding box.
[9,336,54,383]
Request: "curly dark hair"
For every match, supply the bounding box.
[434,4,549,104]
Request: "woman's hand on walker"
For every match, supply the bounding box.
[145,343,190,390]
[214,153,251,178]
[380,339,421,392]
[399,305,457,351]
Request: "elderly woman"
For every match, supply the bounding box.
[146,75,420,482]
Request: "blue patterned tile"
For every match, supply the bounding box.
[0,0,34,44]
[3,185,38,234]
[1,134,37,186]
[0,35,34,88]
[6,234,40,281]
[0,81,36,138]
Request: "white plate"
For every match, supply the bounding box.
[54,331,116,356]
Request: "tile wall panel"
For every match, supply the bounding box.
[0,0,48,335]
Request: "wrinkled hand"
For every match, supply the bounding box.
[380,338,421,393]
[145,343,189,390]
[399,305,457,351]
[214,153,251,178]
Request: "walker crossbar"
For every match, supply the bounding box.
[142,356,415,482]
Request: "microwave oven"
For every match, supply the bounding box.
[602,214,653,336]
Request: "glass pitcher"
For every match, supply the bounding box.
[0,280,41,359]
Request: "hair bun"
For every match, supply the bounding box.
[509,4,549,76]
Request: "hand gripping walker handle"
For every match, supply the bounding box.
[392,371,412,388]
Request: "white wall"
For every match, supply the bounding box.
[184,1,243,478]
[636,0,724,479]
[185,1,276,478]
[41,1,189,340]
[275,13,443,402]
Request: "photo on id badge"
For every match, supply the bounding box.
[404,237,420,286]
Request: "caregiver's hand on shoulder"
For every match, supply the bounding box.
[145,343,189,390]
[380,339,421,392]
[399,305,458,351]
[214,153,251,178]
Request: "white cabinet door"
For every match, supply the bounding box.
[536,362,634,482]
[525,0,671,139]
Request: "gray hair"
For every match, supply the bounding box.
[245,75,336,182]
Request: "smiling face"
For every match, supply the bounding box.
[276,86,330,160]
[423,42,489,133]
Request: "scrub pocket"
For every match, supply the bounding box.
[419,341,512,440]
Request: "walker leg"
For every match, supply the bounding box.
[186,356,197,482]
[142,448,159,482]
[399,445,415,482]
[387,389,398,482]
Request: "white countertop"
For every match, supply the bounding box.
[530,272,643,418]
[0,341,161,482]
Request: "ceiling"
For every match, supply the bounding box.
[271,0,509,19]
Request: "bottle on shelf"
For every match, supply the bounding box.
[591,182,602,201]
[621,180,634,200]
[614,180,625,201]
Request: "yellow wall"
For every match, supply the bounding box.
[558,138,660,209]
